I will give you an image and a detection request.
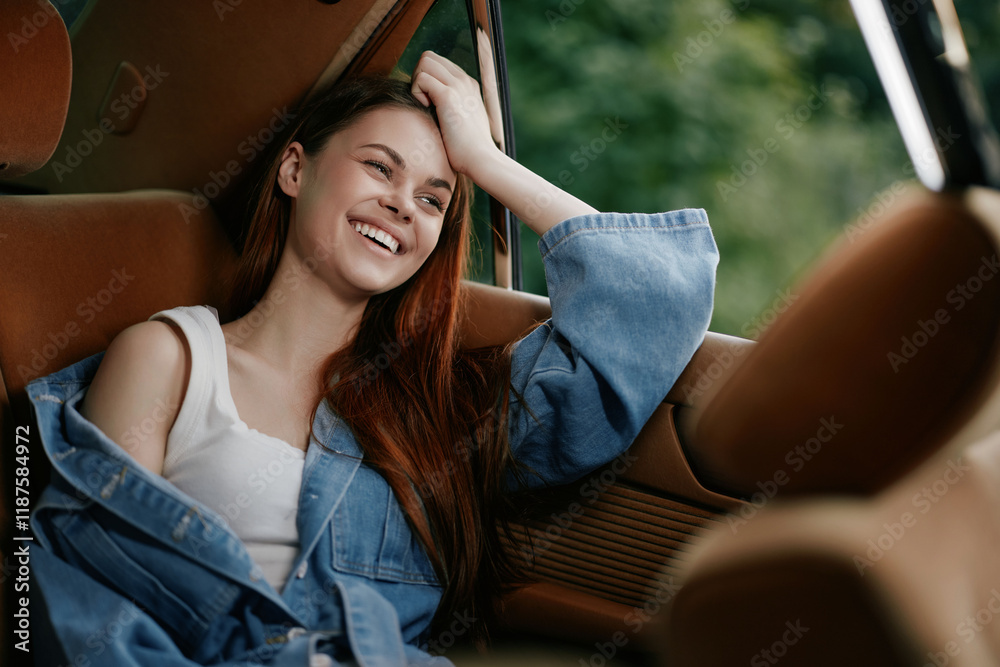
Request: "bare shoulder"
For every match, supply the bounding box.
[79,320,191,475]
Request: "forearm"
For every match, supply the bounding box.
[468,147,598,237]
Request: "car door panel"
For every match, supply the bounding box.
[498,334,751,645]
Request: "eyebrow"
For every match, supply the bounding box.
[362,143,453,193]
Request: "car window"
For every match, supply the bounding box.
[397,0,500,287]
[499,0,997,337]
[52,0,90,32]
[953,2,1000,147]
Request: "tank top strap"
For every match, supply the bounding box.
[147,305,235,470]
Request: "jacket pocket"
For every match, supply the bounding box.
[330,465,440,587]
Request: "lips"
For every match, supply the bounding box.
[350,218,402,255]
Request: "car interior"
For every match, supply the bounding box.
[3,0,1000,665]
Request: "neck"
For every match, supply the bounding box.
[222,251,369,387]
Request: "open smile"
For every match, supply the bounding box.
[351,219,401,255]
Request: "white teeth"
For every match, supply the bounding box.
[352,221,400,254]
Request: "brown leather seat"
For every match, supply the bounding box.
[682,186,1000,497]
[662,187,1000,665]
[0,3,238,489]
[0,4,242,666]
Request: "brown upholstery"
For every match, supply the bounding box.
[0,0,71,177]
[0,0,239,563]
[684,187,1000,497]
[660,430,1000,666]
[660,186,1000,664]
[0,191,238,400]
[0,191,238,581]
[459,281,552,348]
[0,193,240,549]
[7,0,435,236]
[0,7,216,666]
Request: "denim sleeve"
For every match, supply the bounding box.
[507,209,718,487]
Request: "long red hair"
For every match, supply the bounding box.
[227,77,529,645]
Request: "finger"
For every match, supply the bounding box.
[415,51,481,101]
[410,64,443,107]
[418,50,467,80]
[411,84,431,107]
[411,70,450,109]
[414,54,463,92]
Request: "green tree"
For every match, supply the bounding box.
[501,0,915,336]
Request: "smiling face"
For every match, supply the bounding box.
[276,106,457,302]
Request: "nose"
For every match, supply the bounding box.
[381,191,414,223]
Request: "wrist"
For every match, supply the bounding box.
[461,143,507,183]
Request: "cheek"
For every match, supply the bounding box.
[418,219,445,255]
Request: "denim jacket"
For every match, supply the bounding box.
[26,210,718,666]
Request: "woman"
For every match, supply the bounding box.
[27,52,719,665]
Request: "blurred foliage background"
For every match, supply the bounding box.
[500,0,1000,338]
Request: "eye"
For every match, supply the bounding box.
[418,194,445,212]
[365,160,391,178]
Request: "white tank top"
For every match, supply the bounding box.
[148,305,305,592]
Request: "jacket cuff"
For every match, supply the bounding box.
[538,208,711,259]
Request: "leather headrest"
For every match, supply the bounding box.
[0,0,72,178]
